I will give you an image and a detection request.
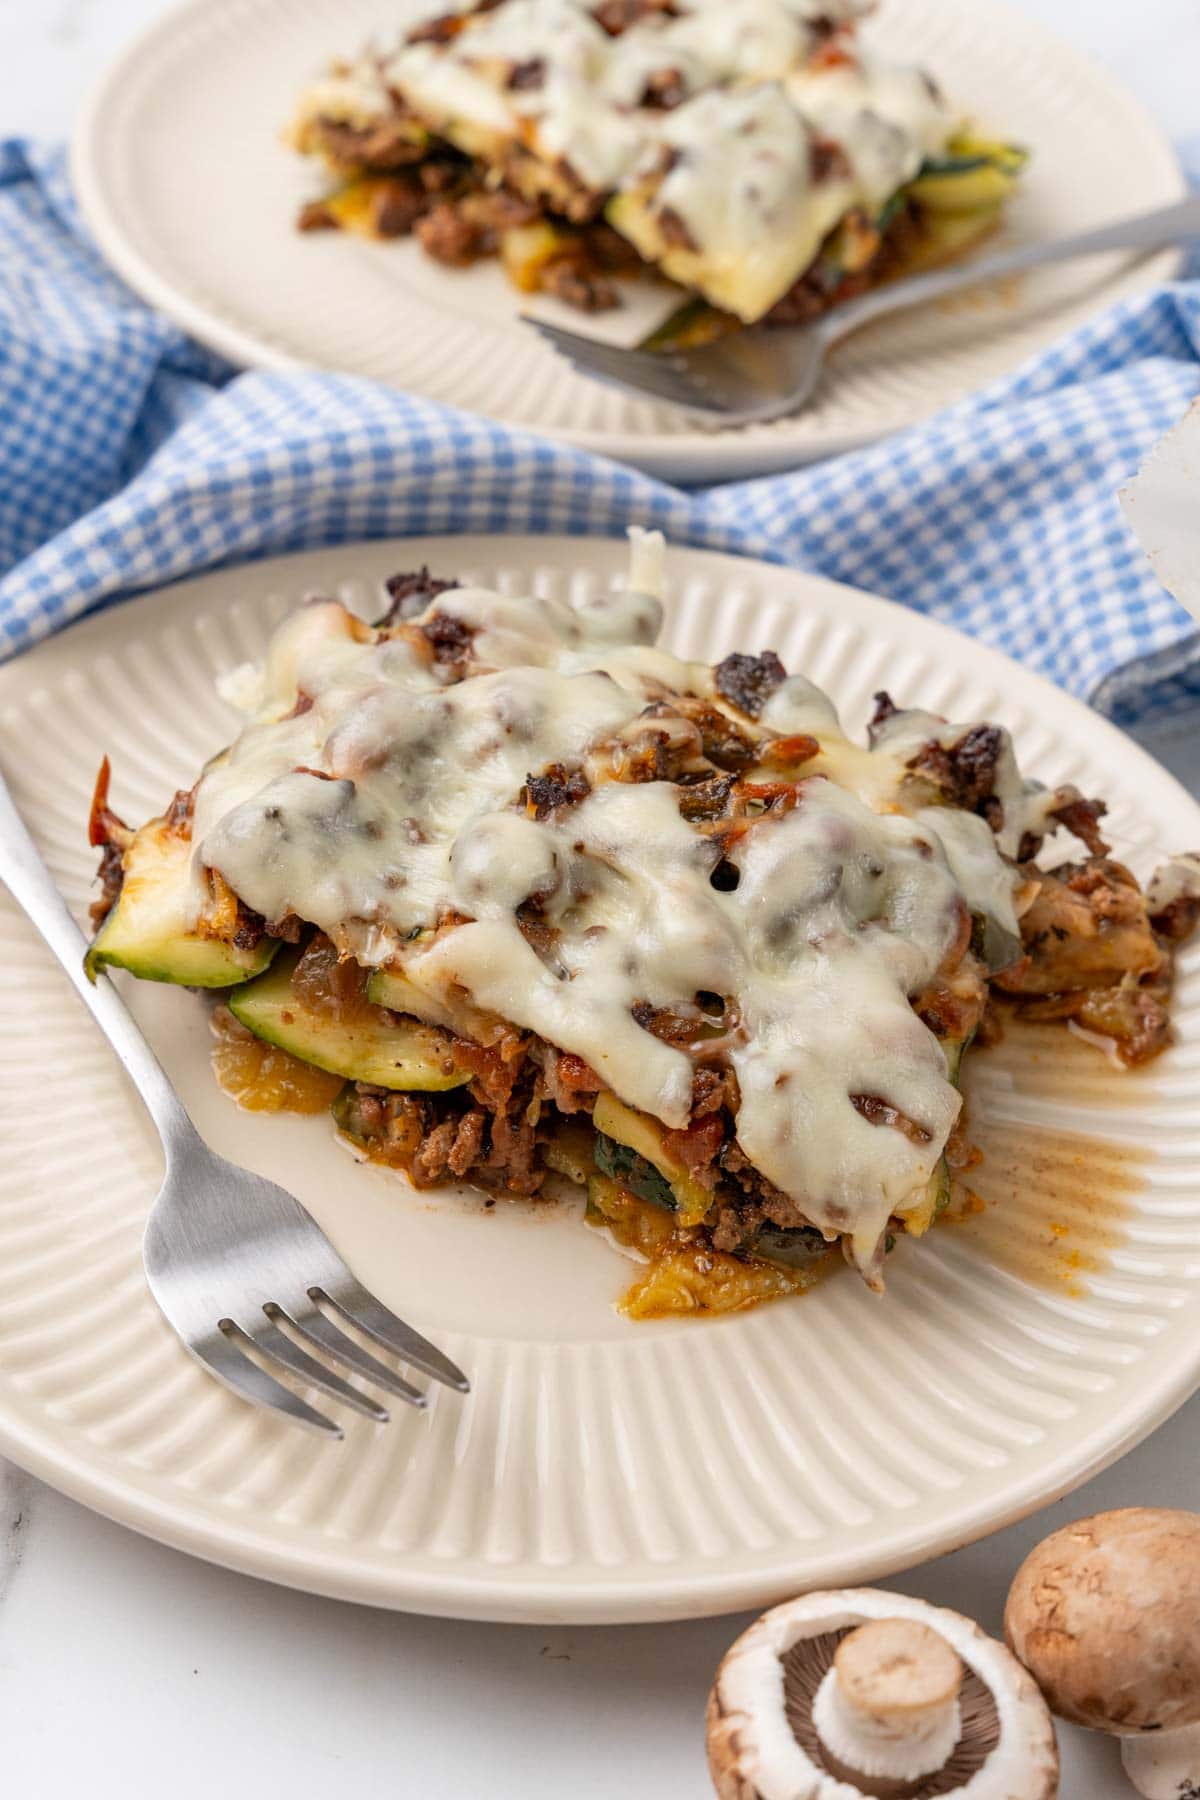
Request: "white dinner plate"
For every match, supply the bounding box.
[0,535,1198,1623]
[72,0,1183,483]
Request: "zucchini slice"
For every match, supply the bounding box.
[895,1034,971,1238]
[85,820,276,989]
[591,1091,713,1227]
[594,1133,677,1212]
[908,137,1028,215]
[750,1224,833,1273]
[642,295,732,353]
[230,950,469,1091]
[365,965,430,1014]
[366,963,495,1040]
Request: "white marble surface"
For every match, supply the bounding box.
[2,2,1199,1796]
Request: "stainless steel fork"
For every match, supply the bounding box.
[0,769,468,1437]
[532,191,1200,425]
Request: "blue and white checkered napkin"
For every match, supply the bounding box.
[2,137,1199,725]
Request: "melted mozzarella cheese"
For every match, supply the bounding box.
[193,532,1030,1273]
[869,705,1063,862]
[652,82,838,267]
[785,54,950,206]
[1146,852,1200,913]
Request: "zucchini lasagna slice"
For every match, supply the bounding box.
[87,535,1199,1318]
[288,0,1026,330]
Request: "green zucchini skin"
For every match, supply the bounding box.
[643,135,1027,352]
[594,1027,973,1261]
[594,1132,677,1211]
[750,1225,832,1272]
[85,820,277,989]
[228,949,469,1091]
[332,1084,378,1147]
[909,138,1028,213]
[593,1128,833,1272]
[927,1031,972,1224]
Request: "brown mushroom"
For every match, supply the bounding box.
[1005,1507,1200,1798]
[707,1587,1059,1798]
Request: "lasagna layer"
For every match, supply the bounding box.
[87,535,1200,1314]
[289,0,1024,325]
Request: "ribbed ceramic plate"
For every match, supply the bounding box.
[72,0,1183,482]
[1,536,1198,1623]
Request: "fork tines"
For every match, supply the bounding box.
[531,320,720,412]
[192,1280,468,1439]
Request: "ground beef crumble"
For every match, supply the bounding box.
[232,909,267,952]
[378,566,459,626]
[343,1034,545,1194]
[910,723,1006,822]
[676,773,736,822]
[521,763,592,820]
[1045,791,1109,856]
[415,200,488,265]
[506,56,546,89]
[592,0,678,32]
[714,651,787,718]
[299,174,424,240]
[420,609,477,673]
[640,66,688,108]
[306,117,429,173]
[711,1141,820,1250]
[668,698,758,770]
[1152,889,1200,943]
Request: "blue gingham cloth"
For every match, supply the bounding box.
[2,137,1199,727]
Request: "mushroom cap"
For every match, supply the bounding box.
[706,1587,1059,1800]
[1005,1507,1200,1736]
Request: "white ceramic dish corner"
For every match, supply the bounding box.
[0,535,1197,1623]
[71,0,1184,482]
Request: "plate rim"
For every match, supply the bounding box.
[69,0,1186,484]
[2,532,1199,1624]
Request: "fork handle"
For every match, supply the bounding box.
[821,190,1200,341]
[0,767,197,1154]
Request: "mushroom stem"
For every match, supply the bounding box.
[1122,1723,1200,1799]
[812,1619,963,1782]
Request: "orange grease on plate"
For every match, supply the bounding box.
[949,1017,1148,1295]
[946,1119,1139,1298]
[210,1004,344,1114]
[976,1013,1156,1108]
[209,991,1147,1305]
